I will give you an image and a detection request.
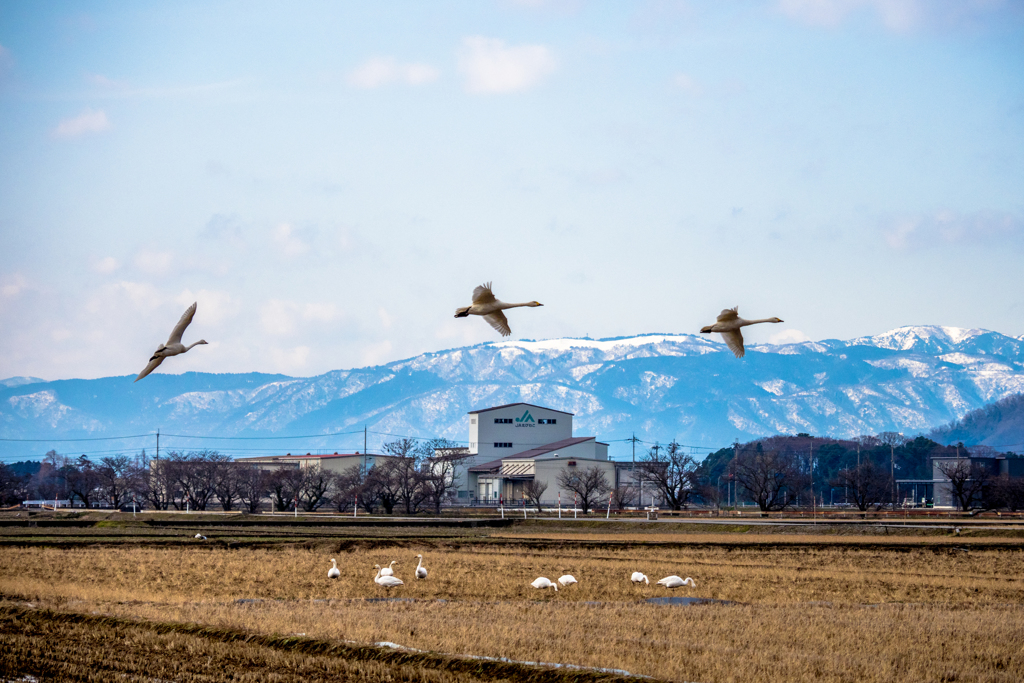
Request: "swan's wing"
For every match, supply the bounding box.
[135,356,164,382]
[721,329,745,358]
[716,307,739,323]
[167,302,197,345]
[484,310,511,337]
[472,282,497,306]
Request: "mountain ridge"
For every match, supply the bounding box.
[2,326,1023,461]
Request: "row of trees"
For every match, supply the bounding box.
[0,439,469,515]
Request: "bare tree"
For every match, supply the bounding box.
[733,448,805,512]
[297,464,335,511]
[212,460,242,511]
[989,476,1024,511]
[96,455,137,509]
[267,467,303,512]
[329,469,361,513]
[832,461,891,512]
[0,463,28,506]
[140,457,176,511]
[611,483,636,510]
[419,438,470,514]
[64,455,101,508]
[236,465,270,513]
[556,466,611,514]
[522,479,549,512]
[937,459,990,511]
[639,440,699,510]
[29,452,64,501]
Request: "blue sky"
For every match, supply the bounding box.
[1,0,1022,381]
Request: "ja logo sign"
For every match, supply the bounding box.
[515,410,535,426]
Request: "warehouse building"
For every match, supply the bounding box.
[234,451,386,476]
[451,402,630,506]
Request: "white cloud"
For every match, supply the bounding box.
[270,345,311,373]
[672,73,703,95]
[133,250,173,274]
[768,329,812,345]
[273,223,309,257]
[302,302,338,323]
[458,36,557,94]
[52,108,111,139]
[378,307,393,329]
[260,299,296,336]
[361,339,394,367]
[260,299,339,336]
[1,273,28,299]
[92,256,119,274]
[883,210,1024,250]
[347,57,440,88]
[174,289,236,325]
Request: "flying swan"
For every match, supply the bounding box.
[531,577,558,591]
[374,564,404,589]
[700,307,783,359]
[454,282,542,337]
[656,576,696,589]
[630,572,650,585]
[380,561,398,577]
[135,302,208,381]
[557,574,578,587]
[328,558,340,579]
[415,554,427,580]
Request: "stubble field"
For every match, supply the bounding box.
[1,517,1022,682]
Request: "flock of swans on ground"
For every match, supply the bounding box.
[324,554,695,594]
[135,283,784,380]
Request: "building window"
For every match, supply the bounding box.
[494,418,513,424]
[538,419,557,425]
[471,418,476,424]
[494,442,512,448]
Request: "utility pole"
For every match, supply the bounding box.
[156,428,160,462]
[626,433,641,505]
[891,442,896,511]
[809,437,814,511]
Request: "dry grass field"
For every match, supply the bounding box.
[1,523,1023,682]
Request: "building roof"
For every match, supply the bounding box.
[467,436,596,472]
[468,402,574,416]
[234,452,379,462]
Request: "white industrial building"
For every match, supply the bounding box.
[450,402,630,505]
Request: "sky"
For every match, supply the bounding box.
[1,0,1022,381]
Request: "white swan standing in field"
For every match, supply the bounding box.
[194,533,207,540]
[700,307,783,359]
[531,577,558,592]
[328,558,341,579]
[380,561,398,577]
[657,576,696,589]
[415,554,427,580]
[374,565,404,589]
[630,572,649,585]
[454,282,543,337]
[557,574,577,587]
[135,302,208,381]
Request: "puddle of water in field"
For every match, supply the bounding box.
[646,596,735,606]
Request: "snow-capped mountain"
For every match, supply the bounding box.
[2,325,1023,461]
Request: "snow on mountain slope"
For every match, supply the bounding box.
[2,328,1024,460]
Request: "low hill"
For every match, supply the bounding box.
[929,393,1024,451]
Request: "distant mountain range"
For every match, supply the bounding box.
[2,326,1024,461]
